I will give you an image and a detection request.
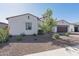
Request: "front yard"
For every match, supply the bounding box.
[0,33,79,56]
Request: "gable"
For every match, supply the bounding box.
[6,13,40,21]
[57,20,71,25]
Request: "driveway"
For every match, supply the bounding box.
[26,45,79,56]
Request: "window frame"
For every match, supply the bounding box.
[25,22,32,30]
[28,16,30,19]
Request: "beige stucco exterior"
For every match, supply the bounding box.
[7,13,39,35]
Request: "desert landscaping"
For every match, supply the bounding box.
[0,32,79,56]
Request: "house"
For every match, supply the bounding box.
[6,13,79,35]
[6,13,40,35]
[52,20,74,33]
[74,22,79,32]
[0,22,8,28]
[52,20,79,33]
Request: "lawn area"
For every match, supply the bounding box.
[0,33,79,56]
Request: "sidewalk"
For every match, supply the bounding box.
[26,45,79,56]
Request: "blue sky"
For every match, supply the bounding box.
[0,3,79,23]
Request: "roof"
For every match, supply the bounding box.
[57,20,73,25]
[6,13,40,20]
[0,22,8,25]
[74,22,79,25]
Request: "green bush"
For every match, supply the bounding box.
[0,28,9,43]
[9,35,13,38]
[52,33,60,39]
[16,35,23,41]
[20,33,26,37]
[38,29,44,35]
[33,34,37,36]
[64,33,69,36]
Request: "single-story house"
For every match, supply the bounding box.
[6,13,40,35]
[52,20,79,33]
[52,20,74,33]
[0,22,8,28]
[6,13,79,35]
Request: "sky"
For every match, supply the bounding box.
[0,3,79,23]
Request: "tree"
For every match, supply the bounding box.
[40,8,57,33]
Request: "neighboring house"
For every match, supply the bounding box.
[0,22,8,28]
[52,20,79,33]
[74,22,79,32]
[52,20,75,33]
[6,13,79,35]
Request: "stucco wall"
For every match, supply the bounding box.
[68,24,74,32]
[52,26,57,32]
[8,14,38,35]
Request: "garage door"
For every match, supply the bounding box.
[57,26,68,32]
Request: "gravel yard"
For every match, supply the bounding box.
[0,42,62,56]
[0,33,79,56]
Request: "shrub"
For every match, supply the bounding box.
[52,33,60,39]
[16,35,22,41]
[20,33,26,37]
[34,39,38,40]
[38,29,44,35]
[33,34,37,36]
[9,35,13,38]
[64,33,69,36]
[0,28,9,43]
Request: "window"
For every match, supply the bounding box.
[26,22,32,30]
[28,16,30,19]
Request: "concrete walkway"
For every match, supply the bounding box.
[26,45,79,56]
